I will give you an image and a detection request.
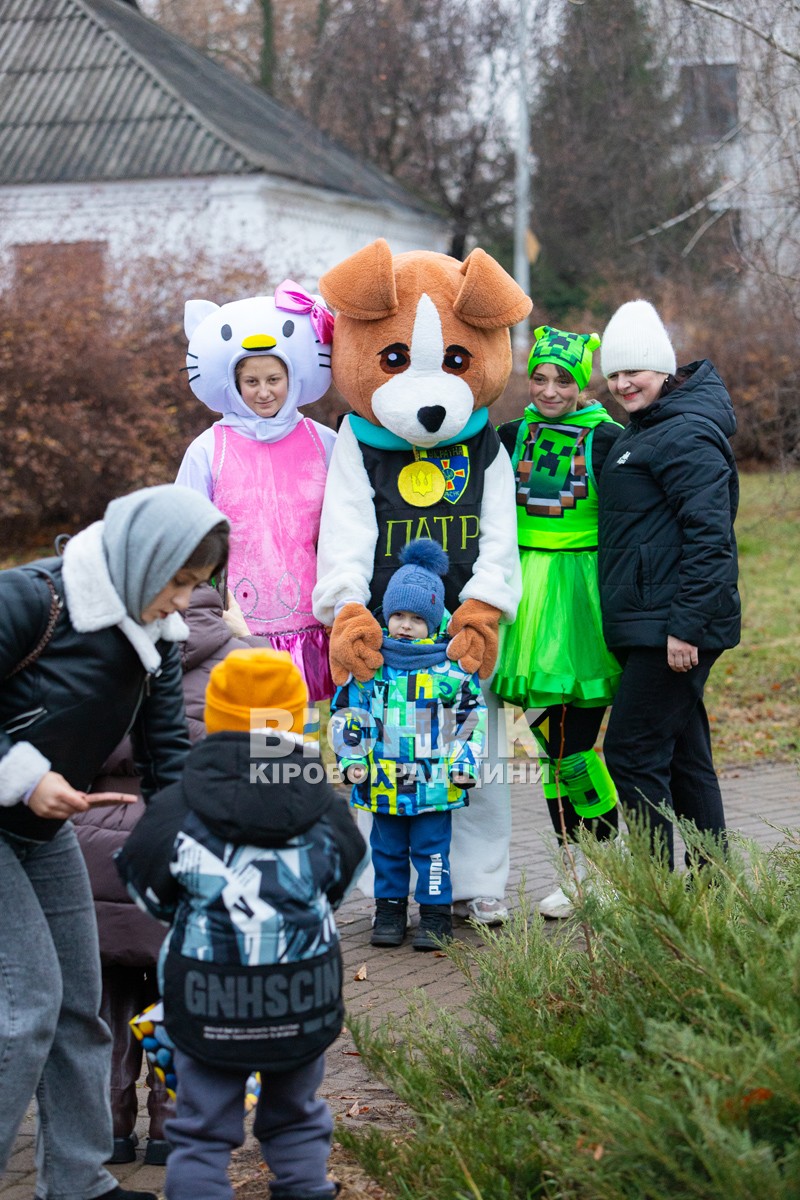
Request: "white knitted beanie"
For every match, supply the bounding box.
[600,300,677,377]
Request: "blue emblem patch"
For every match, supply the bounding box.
[418,444,470,505]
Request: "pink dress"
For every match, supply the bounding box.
[211,419,333,701]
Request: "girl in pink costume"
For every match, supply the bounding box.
[177,283,336,700]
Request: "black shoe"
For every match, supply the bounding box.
[95,1187,158,1200]
[144,1137,172,1165]
[107,1133,137,1164]
[270,1184,341,1199]
[412,904,453,952]
[371,897,408,947]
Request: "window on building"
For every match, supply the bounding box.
[681,63,738,142]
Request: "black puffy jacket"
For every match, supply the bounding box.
[0,558,190,842]
[117,736,367,1071]
[598,360,740,651]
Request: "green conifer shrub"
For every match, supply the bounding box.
[341,818,800,1199]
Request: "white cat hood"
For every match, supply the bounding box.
[184,285,333,443]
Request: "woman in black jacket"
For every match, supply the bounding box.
[0,485,228,1200]
[597,300,740,869]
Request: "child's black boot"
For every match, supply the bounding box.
[270,1181,341,1198]
[412,904,453,952]
[371,897,408,947]
[92,1188,158,1200]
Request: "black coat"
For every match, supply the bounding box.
[0,558,190,842]
[178,583,267,740]
[598,360,740,651]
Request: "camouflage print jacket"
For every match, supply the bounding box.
[330,634,486,816]
[116,733,366,1073]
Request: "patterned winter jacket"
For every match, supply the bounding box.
[330,634,486,816]
[116,733,367,1072]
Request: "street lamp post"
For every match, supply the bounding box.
[512,0,531,368]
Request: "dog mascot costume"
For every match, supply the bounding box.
[312,239,531,919]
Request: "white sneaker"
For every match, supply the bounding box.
[453,896,509,925]
[538,846,587,920]
[538,884,575,920]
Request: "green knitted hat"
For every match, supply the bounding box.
[527,325,601,391]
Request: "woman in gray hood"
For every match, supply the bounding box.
[0,484,228,1200]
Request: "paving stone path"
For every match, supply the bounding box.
[3,763,798,1198]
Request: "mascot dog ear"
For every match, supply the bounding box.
[455,248,532,330]
[320,239,530,332]
[319,238,398,320]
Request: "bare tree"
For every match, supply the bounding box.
[672,0,800,67]
[139,0,517,258]
[668,0,800,309]
[259,0,275,92]
[528,0,724,316]
[138,0,265,82]
[281,0,517,258]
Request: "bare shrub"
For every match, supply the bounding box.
[0,251,339,551]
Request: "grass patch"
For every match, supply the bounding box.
[705,469,800,765]
[341,821,800,1199]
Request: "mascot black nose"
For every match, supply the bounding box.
[417,405,446,433]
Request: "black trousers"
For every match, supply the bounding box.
[603,647,726,869]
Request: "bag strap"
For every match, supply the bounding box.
[5,574,62,680]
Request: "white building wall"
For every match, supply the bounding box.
[0,172,448,290]
[660,0,800,281]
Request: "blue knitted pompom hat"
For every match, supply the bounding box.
[383,539,449,634]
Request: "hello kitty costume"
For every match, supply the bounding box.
[176,284,336,700]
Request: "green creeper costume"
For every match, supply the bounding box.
[494,325,621,824]
[495,403,621,707]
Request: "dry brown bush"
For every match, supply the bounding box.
[0,253,343,552]
[662,283,800,468]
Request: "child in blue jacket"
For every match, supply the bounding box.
[330,540,486,951]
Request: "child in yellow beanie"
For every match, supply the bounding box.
[203,646,309,735]
[117,648,366,1200]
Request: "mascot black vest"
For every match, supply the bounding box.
[359,422,500,617]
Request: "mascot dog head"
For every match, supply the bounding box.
[319,239,532,448]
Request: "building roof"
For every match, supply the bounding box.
[0,0,434,214]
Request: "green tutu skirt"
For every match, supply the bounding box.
[493,548,621,709]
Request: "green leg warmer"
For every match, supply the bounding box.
[557,748,617,818]
[537,744,617,819]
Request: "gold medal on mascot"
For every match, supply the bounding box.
[397,459,446,507]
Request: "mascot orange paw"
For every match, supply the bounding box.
[446,599,501,679]
[330,603,384,685]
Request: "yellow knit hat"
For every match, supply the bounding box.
[204,648,308,735]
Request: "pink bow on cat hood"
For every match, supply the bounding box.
[183,287,333,430]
